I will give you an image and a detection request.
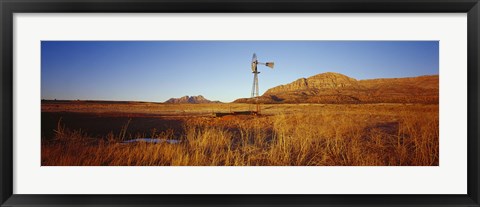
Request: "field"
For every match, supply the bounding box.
[41,101,439,166]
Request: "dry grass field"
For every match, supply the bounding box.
[41,101,439,166]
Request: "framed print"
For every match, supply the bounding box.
[1,0,479,206]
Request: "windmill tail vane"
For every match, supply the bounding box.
[258,62,275,69]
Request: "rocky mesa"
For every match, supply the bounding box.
[165,95,221,104]
[234,72,438,104]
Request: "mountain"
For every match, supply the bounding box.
[165,95,221,104]
[234,72,438,104]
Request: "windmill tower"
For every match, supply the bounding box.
[250,53,274,113]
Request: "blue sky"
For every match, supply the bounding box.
[41,41,439,102]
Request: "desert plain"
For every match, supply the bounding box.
[41,73,438,166]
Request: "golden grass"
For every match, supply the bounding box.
[41,104,438,166]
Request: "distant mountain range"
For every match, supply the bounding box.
[234,72,438,104]
[165,95,221,104]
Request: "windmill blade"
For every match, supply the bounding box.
[265,62,274,69]
[251,53,258,72]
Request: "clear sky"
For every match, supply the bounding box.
[41,41,439,102]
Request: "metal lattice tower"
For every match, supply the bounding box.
[251,66,260,98]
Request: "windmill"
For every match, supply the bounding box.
[250,53,274,113]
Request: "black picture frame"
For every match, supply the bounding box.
[1,0,479,206]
